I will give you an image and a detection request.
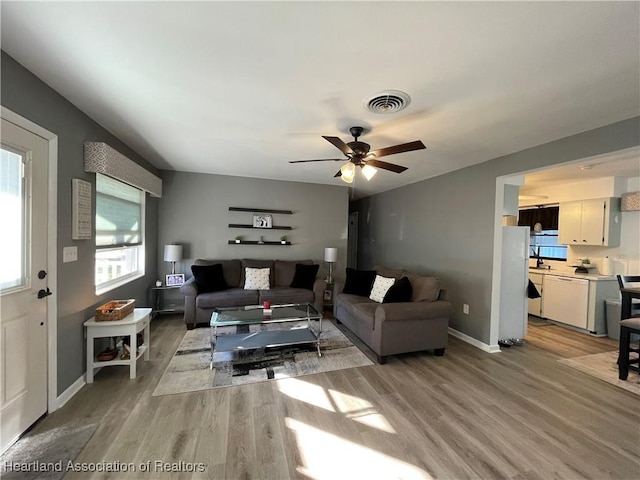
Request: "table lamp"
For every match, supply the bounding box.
[164,244,183,274]
[324,247,338,284]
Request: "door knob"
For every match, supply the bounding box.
[38,270,47,279]
[37,288,52,299]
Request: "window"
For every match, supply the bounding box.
[531,229,567,261]
[519,206,567,261]
[0,146,27,292]
[95,174,145,293]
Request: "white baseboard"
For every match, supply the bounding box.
[449,327,501,353]
[54,374,86,411]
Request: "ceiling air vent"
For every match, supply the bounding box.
[362,90,411,114]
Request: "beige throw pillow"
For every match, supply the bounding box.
[369,275,396,303]
[244,267,270,290]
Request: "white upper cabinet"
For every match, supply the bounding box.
[558,197,621,246]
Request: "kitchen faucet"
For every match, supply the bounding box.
[532,245,544,268]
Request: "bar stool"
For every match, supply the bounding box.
[618,318,640,380]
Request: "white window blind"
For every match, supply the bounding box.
[96,173,142,248]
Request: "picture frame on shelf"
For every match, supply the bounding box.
[253,214,272,228]
[323,287,333,301]
[166,273,185,287]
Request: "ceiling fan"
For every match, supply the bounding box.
[288,126,426,183]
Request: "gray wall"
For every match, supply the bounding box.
[352,117,640,344]
[158,171,350,282]
[1,51,160,394]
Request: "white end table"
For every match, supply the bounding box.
[84,307,151,383]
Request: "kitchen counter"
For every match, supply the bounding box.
[528,268,616,282]
[529,268,619,335]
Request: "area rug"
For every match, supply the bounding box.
[153,320,373,396]
[558,350,640,397]
[0,422,99,480]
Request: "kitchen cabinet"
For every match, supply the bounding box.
[558,197,621,246]
[528,272,544,317]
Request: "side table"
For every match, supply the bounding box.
[84,307,151,383]
[323,282,334,310]
[149,285,184,317]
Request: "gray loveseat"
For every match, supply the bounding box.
[180,259,325,329]
[333,266,452,364]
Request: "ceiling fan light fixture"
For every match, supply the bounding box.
[361,164,377,180]
[340,162,355,183]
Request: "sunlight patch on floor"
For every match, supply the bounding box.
[277,378,335,412]
[286,417,432,480]
[328,388,396,434]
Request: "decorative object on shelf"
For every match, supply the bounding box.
[324,286,333,302]
[166,273,185,286]
[258,236,265,245]
[164,244,183,274]
[97,347,118,361]
[95,299,135,322]
[122,333,144,359]
[156,280,162,287]
[253,214,273,228]
[235,235,242,244]
[280,235,287,244]
[324,247,338,283]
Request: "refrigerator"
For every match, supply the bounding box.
[499,226,530,340]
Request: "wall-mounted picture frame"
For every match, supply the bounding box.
[166,273,185,287]
[253,214,272,228]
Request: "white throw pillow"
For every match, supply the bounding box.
[244,267,270,290]
[369,275,395,303]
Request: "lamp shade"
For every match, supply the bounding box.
[324,247,338,263]
[340,162,355,183]
[361,164,377,180]
[164,244,183,262]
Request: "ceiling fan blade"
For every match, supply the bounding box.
[366,159,408,174]
[288,158,344,163]
[323,136,354,156]
[370,140,426,158]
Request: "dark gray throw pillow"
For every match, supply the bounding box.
[343,268,377,297]
[383,276,413,303]
[290,263,319,290]
[191,264,228,293]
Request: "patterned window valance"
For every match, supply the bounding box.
[621,192,640,211]
[84,142,162,197]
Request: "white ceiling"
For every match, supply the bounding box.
[522,146,640,190]
[2,1,639,198]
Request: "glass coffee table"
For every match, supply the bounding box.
[209,303,322,369]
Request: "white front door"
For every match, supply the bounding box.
[0,118,49,452]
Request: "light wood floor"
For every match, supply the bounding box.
[32,315,639,479]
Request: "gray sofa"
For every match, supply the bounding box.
[180,259,325,329]
[333,266,452,364]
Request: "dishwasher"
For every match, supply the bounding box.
[542,275,589,329]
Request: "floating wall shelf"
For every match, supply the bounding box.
[228,241,291,246]
[228,223,292,230]
[229,207,293,215]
